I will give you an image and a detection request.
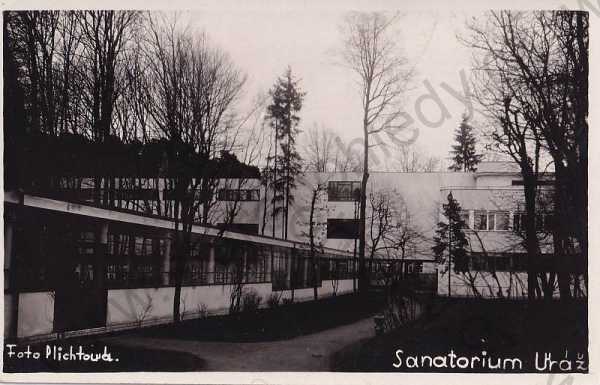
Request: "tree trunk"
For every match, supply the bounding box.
[522,169,541,301]
[358,119,369,293]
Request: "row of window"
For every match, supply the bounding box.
[326,211,555,240]
[328,181,361,202]
[53,187,260,203]
[460,210,554,233]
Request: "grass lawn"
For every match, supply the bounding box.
[331,297,588,373]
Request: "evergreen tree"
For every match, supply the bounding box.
[432,192,469,296]
[448,114,483,171]
[265,66,305,239]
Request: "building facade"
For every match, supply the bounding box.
[5,161,586,341]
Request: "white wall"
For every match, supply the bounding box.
[180,283,272,318]
[436,270,587,299]
[17,292,55,338]
[107,287,175,326]
[4,294,14,337]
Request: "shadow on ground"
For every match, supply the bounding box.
[4,292,384,372]
[331,298,588,373]
[132,292,385,342]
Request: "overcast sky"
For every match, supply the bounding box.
[184,7,484,168]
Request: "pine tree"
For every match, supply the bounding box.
[448,114,483,171]
[265,67,305,239]
[432,192,469,296]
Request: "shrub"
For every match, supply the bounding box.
[197,303,209,319]
[242,289,262,313]
[282,297,294,306]
[267,292,282,309]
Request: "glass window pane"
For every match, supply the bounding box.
[474,211,487,230]
[488,213,495,230]
[496,212,509,230]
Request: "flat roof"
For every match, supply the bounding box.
[5,192,354,258]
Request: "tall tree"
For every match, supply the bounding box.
[392,145,442,172]
[144,14,246,322]
[448,114,483,172]
[264,66,305,239]
[432,192,469,298]
[466,10,588,300]
[303,124,363,172]
[338,12,412,292]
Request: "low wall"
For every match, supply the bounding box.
[437,271,587,299]
[180,283,273,319]
[107,287,175,327]
[17,292,55,338]
[13,279,358,340]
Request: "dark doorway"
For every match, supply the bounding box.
[53,221,107,333]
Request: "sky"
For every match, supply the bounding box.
[184,6,484,169]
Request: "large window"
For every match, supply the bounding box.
[218,223,259,235]
[459,210,470,228]
[272,248,322,291]
[327,218,359,239]
[217,189,260,201]
[513,212,553,233]
[469,253,526,272]
[473,211,509,231]
[474,210,488,231]
[328,181,361,201]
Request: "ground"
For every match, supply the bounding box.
[331,298,588,373]
[103,316,375,371]
[3,295,587,373]
[3,292,383,372]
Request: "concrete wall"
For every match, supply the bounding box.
[4,294,14,337]
[17,292,55,338]
[104,280,356,330]
[107,287,175,326]
[180,283,273,318]
[436,270,529,298]
[436,269,587,299]
[278,279,355,302]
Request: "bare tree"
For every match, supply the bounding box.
[307,183,327,300]
[338,12,413,292]
[465,10,588,300]
[143,13,247,322]
[303,124,363,172]
[367,189,423,282]
[390,145,442,172]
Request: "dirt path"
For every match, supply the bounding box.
[102,316,376,371]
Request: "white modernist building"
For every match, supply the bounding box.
[5,161,584,341]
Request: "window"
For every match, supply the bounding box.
[474,211,509,231]
[511,179,554,186]
[488,213,495,230]
[114,189,159,201]
[513,213,526,232]
[474,210,487,231]
[328,181,361,201]
[327,218,359,239]
[511,253,528,272]
[78,231,96,255]
[493,211,510,231]
[470,253,516,272]
[537,213,554,232]
[218,223,259,235]
[514,212,553,233]
[134,236,153,256]
[459,210,470,229]
[217,189,260,201]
